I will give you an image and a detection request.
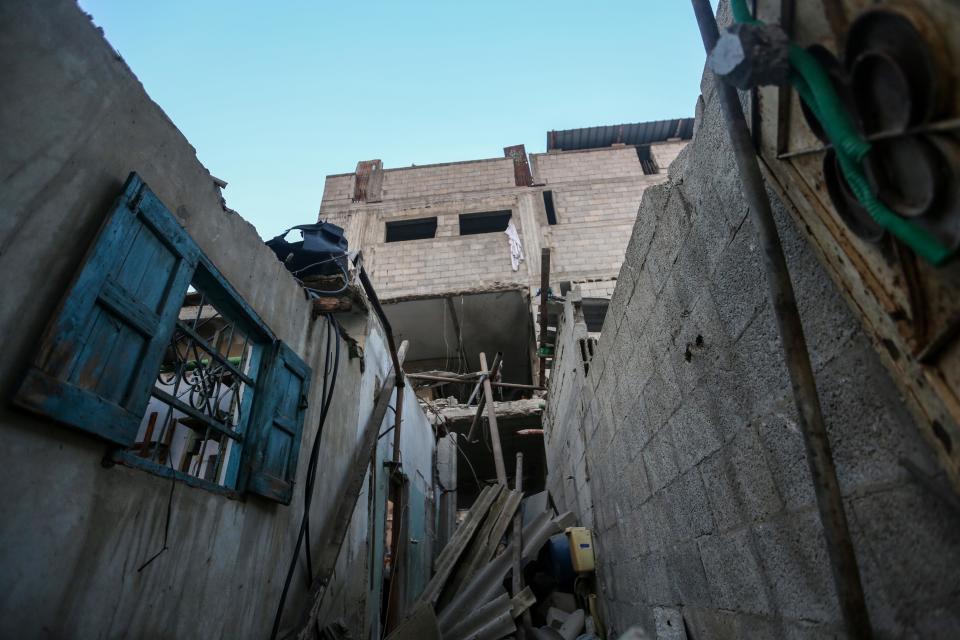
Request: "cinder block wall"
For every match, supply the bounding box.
[320,143,686,303]
[543,59,960,640]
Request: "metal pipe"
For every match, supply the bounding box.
[358,265,404,393]
[690,2,873,638]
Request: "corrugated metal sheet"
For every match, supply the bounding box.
[546,117,695,151]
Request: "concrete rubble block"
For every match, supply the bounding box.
[697,527,773,616]
[699,426,784,532]
[750,510,841,624]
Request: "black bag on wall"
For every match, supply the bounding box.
[266,222,349,280]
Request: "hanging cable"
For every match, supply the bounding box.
[270,314,342,640]
[303,315,335,584]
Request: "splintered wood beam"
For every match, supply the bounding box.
[512,453,531,638]
[479,351,507,485]
[466,352,502,443]
[293,349,406,639]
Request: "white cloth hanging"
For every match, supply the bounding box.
[504,219,525,271]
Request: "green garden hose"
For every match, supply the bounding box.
[729,0,951,264]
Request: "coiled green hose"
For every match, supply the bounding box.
[729,0,951,263]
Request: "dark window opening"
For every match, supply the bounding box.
[385,217,437,242]
[582,298,609,332]
[636,145,659,175]
[458,210,513,235]
[543,190,557,225]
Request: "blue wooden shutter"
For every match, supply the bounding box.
[14,174,199,446]
[245,342,312,504]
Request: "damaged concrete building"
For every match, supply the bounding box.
[3,0,960,639]
[318,127,691,502]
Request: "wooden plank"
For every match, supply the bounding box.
[292,352,406,639]
[512,453,531,638]
[416,483,502,607]
[439,487,512,603]
[478,351,507,485]
[384,601,440,640]
[483,490,522,563]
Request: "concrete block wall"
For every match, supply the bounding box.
[650,140,688,172]
[549,222,634,282]
[380,157,516,200]
[366,226,526,299]
[543,61,960,640]
[531,146,648,183]
[321,141,688,305]
[546,181,652,226]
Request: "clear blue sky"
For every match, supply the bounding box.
[80,1,710,239]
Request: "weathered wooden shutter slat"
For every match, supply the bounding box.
[14,173,200,446]
[245,342,311,504]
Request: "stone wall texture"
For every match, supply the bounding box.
[543,56,960,640]
[319,142,686,304]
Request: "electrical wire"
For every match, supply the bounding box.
[303,315,334,584]
[452,432,482,491]
[270,314,342,640]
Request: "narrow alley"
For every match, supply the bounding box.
[1,1,959,639]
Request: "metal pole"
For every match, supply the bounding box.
[690,2,872,638]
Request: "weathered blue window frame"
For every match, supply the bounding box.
[112,256,273,497]
[14,173,310,503]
